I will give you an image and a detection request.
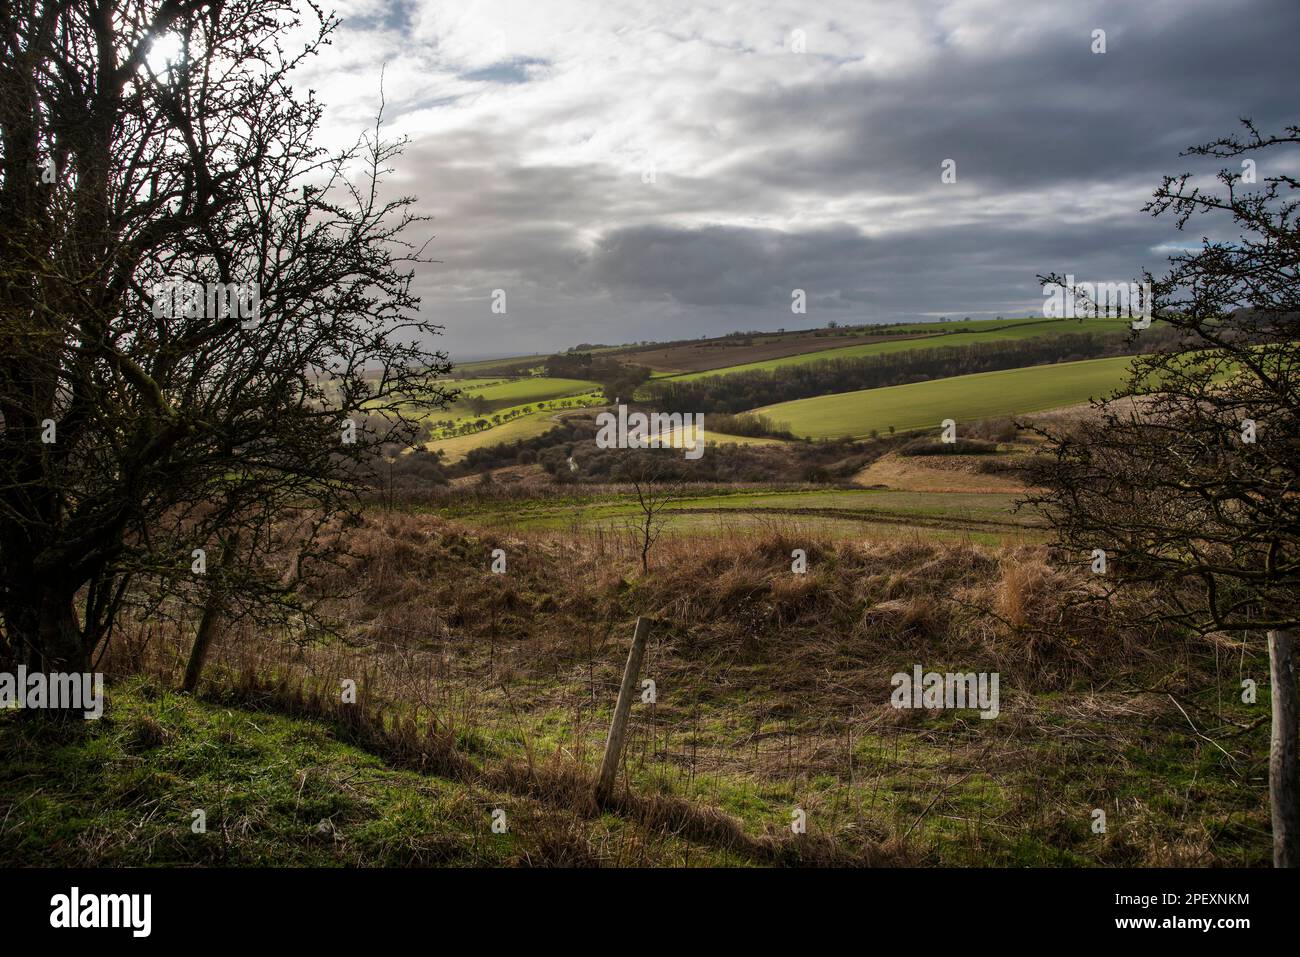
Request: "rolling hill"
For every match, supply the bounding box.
[750,354,1139,439]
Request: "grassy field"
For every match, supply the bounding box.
[434,485,1042,545]
[416,376,602,460]
[436,376,600,413]
[0,677,738,866]
[663,318,1137,383]
[697,430,785,447]
[5,320,1259,871]
[752,354,1138,439]
[5,519,1268,867]
[425,409,568,462]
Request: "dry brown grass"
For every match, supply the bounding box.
[95,510,1263,866]
[854,451,1033,493]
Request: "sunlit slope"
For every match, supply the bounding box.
[443,376,599,409]
[750,354,1138,439]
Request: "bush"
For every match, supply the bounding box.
[898,438,998,456]
[963,416,1019,442]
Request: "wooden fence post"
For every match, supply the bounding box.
[595,616,651,805]
[1268,629,1298,867]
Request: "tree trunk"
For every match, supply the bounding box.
[1268,629,1299,868]
[0,587,90,720]
[181,535,239,694]
[34,589,86,675]
[180,590,224,695]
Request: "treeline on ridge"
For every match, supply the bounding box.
[644,327,1175,414]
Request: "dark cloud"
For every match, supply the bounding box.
[584,214,1171,319]
[719,0,1300,195]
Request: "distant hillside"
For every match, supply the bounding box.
[453,316,1137,379]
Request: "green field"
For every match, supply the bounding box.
[441,376,599,410]
[663,318,1137,383]
[417,375,602,457]
[438,485,1041,544]
[752,354,1138,439]
[427,320,1148,459]
[425,408,569,462]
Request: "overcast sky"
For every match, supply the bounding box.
[295,0,1300,360]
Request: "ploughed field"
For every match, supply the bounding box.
[662,318,1136,382]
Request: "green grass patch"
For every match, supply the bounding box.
[752,354,1139,439]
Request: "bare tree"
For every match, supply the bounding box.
[0,1,454,699]
[622,456,681,574]
[1031,120,1300,866]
